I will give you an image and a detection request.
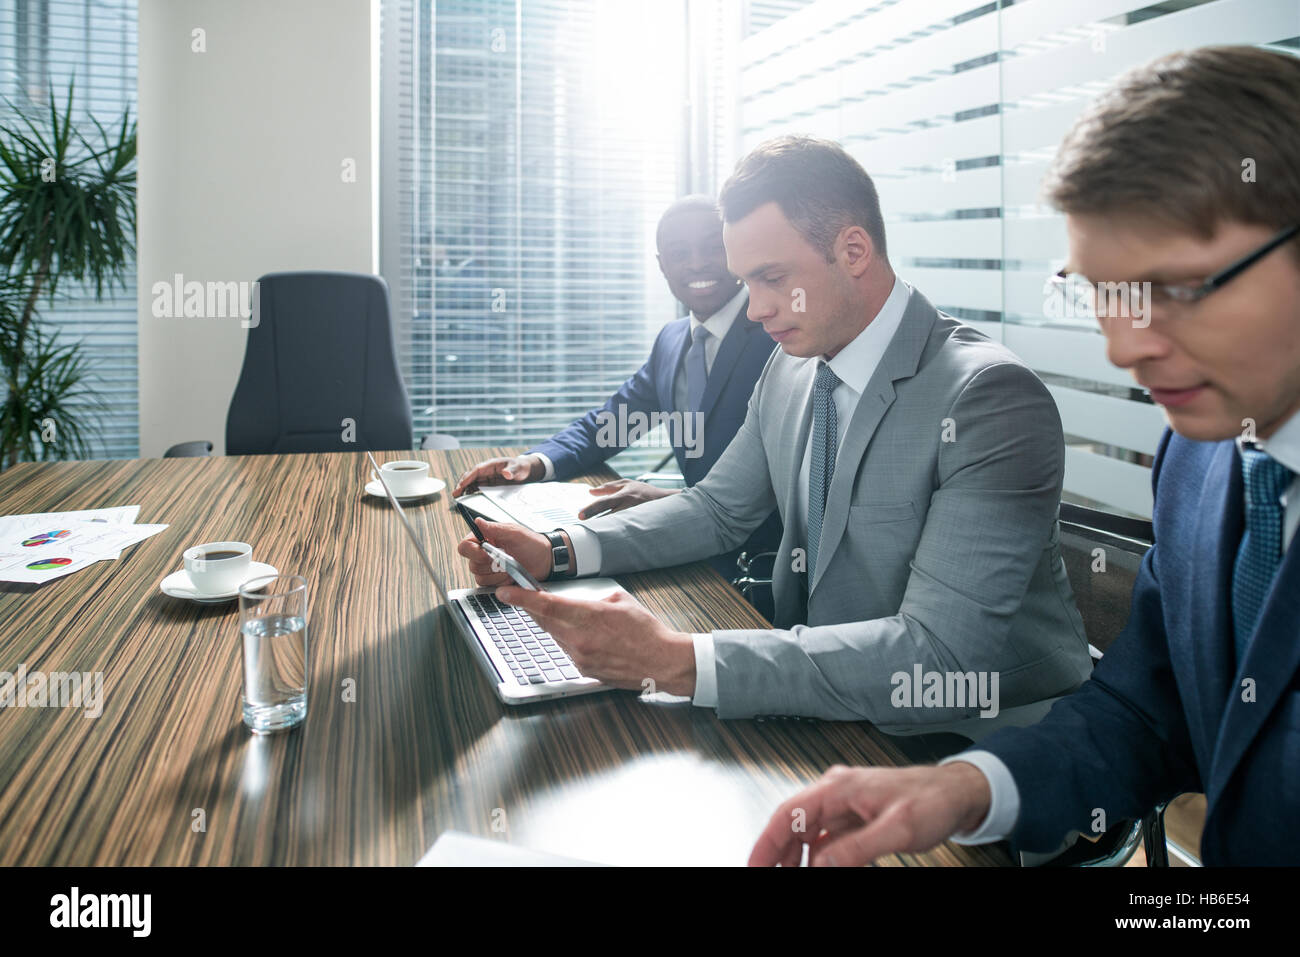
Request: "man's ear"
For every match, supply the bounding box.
[838,225,874,277]
[656,252,667,280]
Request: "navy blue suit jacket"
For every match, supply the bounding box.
[978,429,1300,864]
[529,300,783,580]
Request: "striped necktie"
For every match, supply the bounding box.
[806,362,840,580]
[1231,446,1292,661]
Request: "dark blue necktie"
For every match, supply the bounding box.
[806,362,840,580]
[685,325,710,413]
[1231,447,1292,661]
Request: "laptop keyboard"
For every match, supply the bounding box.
[463,592,583,686]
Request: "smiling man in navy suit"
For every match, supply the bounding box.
[750,45,1300,866]
[453,196,781,604]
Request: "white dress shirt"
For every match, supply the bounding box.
[946,407,1300,845]
[535,285,747,482]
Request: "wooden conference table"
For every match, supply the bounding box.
[0,449,1010,866]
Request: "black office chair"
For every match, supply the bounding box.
[1042,502,1171,867]
[162,440,213,458]
[226,271,413,454]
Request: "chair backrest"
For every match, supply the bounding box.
[1058,503,1153,656]
[420,433,461,451]
[226,271,413,455]
[163,440,213,458]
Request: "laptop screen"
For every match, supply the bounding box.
[365,451,454,607]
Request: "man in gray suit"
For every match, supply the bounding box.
[457,135,1090,736]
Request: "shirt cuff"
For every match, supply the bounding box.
[691,632,718,708]
[558,523,601,577]
[533,453,556,481]
[938,750,1020,844]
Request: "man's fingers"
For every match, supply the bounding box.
[452,469,477,496]
[476,517,516,546]
[454,460,509,495]
[578,494,632,519]
[455,535,480,560]
[496,584,608,627]
[497,583,559,614]
[578,498,618,519]
[749,778,839,867]
[456,534,508,583]
[809,802,918,867]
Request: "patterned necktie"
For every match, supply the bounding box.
[806,362,840,580]
[685,324,710,413]
[1231,447,1293,661]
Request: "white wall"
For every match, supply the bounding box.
[137,0,377,456]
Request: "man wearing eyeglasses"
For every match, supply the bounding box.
[749,44,1300,867]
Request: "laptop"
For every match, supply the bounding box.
[365,451,623,704]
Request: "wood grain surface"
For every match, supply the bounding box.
[0,449,1011,866]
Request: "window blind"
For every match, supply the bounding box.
[0,0,138,461]
[380,0,691,476]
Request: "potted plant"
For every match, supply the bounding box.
[0,80,135,471]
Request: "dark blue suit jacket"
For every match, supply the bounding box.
[978,429,1300,864]
[529,299,783,581]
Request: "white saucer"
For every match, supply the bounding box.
[160,561,280,604]
[365,476,446,500]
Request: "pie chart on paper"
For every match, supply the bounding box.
[26,557,73,571]
[22,529,72,547]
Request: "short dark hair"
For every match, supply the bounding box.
[719,135,888,263]
[655,194,720,248]
[1044,45,1300,262]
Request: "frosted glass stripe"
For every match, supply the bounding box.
[1000,0,1163,51]
[742,0,983,90]
[853,115,1002,174]
[1049,385,1166,456]
[1064,446,1154,518]
[1003,216,1068,263]
[877,166,1002,219]
[1003,324,1137,390]
[890,219,1002,261]
[1002,0,1300,102]
[902,268,1003,313]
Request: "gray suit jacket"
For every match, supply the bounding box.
[581,284,1092,724]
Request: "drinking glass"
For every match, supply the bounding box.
[238,574,309,733]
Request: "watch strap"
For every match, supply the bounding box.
[546,530,575,579]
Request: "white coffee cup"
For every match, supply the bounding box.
[184,541,253,595]
[379,459,430,496]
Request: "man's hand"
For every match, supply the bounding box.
[576,479,678,520]
[494,584,697,696]
[748,762,993,867]
[456,519,553,586]
[452,454,545,497]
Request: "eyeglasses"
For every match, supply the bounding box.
[1048,223,1299,320]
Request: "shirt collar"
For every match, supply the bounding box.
[823,275,909,396]
[1238,407,1300,477]
[690,284,747,340]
